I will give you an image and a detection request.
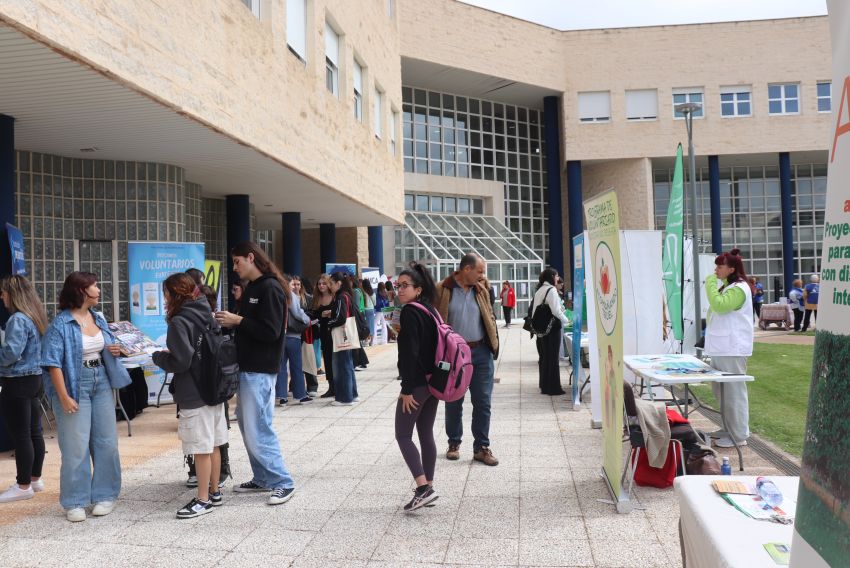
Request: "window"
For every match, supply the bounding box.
[768,83,799,115]
[324,23,339,97]
[391,111,399,155]
[240,0,261,18]
[625,89,658,121]
[286,0,307,61]
[374,86,383,138]
[353,60,363,121]
[430,196,443,212]
[458,198,470,213]
[672,88,704,119]
[578,91,610,122]
[416,195,429,211]
[817,81,831,113]
[445,197,456,213]
[720,86,752,117]
[404,194,414,210]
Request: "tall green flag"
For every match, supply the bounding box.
[662,144,685,341]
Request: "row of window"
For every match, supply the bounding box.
[578,82,832,122]
[403,193,485,215]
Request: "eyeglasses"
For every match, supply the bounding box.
[396,282,415,290]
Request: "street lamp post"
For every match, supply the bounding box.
[674,102,704,343]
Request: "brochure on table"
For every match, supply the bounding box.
[791,3,850,566]
[127,241,205,404]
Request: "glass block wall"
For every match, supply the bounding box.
[401,87,550,261]
[653,162,827,301]
[14,151,196,321]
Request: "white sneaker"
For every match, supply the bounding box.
[66,507,86,522]
[307,391,318,397]
[0,484,34,503]
[91,501,115,516]
[329,401,354,406]
[30,479,45,493]
[353,397,360,402]
[714,437,747,448]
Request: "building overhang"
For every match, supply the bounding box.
[0,22,399,230]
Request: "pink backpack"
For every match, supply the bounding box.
[408,302,474,402]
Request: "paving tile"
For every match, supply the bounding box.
[518,536,595,566]
[519,514,588,540]
[584,514,655,541]
[521,495,583,517]
[445,537,519,565]
[233,527,315,556]
[371,534,450,563]
[590,539,670,567]
[216,552,295,567]
[0,537,95,567]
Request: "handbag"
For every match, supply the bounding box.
[524,288,556,336]
[102,347,132,390]
[301,327,319,375]
[332,295,359,352]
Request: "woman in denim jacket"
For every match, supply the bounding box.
[42,272,130,522]
[0,275,49,503]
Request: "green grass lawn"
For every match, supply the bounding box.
[690,342,813,457]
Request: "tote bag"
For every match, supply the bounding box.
[301,327,319,375]
[332,295,359,352]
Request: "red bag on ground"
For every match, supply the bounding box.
[631,441,683,489]
[665,408,689,424]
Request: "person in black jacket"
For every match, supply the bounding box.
[324,273,359,405]
[153,273,226,518]
[394,262,440,512]
[214,242,295,506]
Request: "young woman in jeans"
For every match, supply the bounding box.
[394,262,440,511]
[324,273,358,405]
[0,275,48,503]
[311,274,336,398]
[42,272,130,522]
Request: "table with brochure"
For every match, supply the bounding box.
[675,475,798,568]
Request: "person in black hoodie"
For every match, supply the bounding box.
[394,262,440,512]
[153,273,226,518]
[214,242,295,506]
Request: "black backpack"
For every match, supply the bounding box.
[188,315,240,406]
[524,287,557,336]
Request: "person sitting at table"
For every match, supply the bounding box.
[41,272,131,522]
[703,249,754,448]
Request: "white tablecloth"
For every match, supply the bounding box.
[675,475,798,568]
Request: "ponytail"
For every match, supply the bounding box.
[399,262,437,304]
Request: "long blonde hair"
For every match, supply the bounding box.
[311,273,333,309]
[0,275,49,334]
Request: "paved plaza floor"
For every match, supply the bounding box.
[0,326,788,567]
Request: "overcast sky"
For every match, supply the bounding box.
[458,0,828,31]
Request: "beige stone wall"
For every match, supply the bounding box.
[581,158,654,230]
[0,0,404,225]
[562,17,833,161]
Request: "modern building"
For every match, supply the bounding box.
[0,0,833,319]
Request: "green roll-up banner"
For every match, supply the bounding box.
[662,144,685,341]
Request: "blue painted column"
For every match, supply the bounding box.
[708,155,722,255]
[778,152,795,298]
[566,160,583,278]
[225,194,250,310]
[543,96,564,275]
[281,212,302,276]
[319,223,336,271]
[368,226,384,273]
[0,115,15,325]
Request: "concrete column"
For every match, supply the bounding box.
[708,155,722,255]
[0,115,15,325]
[779,152,795,298]
[566,160,583,279]
[281,212,302,276]
[319,223,336,270]
[368,226,384,273]
[543,96,564,275]
[225,194,250,310]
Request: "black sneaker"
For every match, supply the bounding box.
[234,480,267,493]
[268,487,295,505]
[210,491,223,507]
[319,391,335,398]
[176,498,213,518]
[404,485,438,512]
[299,397,313,404]
[277,398,288,406]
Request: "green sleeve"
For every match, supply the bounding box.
[705,274,746,314]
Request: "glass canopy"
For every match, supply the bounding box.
[394,212,545,314]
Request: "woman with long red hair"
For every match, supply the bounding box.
[703,248,754,449]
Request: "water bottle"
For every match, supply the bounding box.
[720,456,732,476]
[756,477,783,508]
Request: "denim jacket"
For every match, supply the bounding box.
[41,309,131,401]
[0,312,43,378]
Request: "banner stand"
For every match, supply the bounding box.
[571,233,585,411]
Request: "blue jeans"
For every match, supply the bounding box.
[50,366,121,510]
[364,309,375,344]
[445,345,494,451]
[313,339,322,371]
[276,336,306,401]
[236,372,295,490]
[332,349,358,403]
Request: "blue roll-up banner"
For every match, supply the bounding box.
[128,241,205,345]
[6,223,26,275]
[325,263,356,277]
[571,233,585,410]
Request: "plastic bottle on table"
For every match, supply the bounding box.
[720,456,732,476]
[756,476,783,508]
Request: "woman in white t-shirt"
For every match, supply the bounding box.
[531,268,571,396]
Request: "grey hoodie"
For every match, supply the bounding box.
[152,297,218,410]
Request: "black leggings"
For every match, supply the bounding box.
[321,329,335,395]
[395,386,438,481]
[502,306,512,325]
[0,375,46,485]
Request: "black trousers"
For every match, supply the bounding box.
[537,329,565,395]
[793,309,804,331]
[502,306,513,325]
[802,309,817,331]
[321,329,335,395]
[0,375,46,485]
